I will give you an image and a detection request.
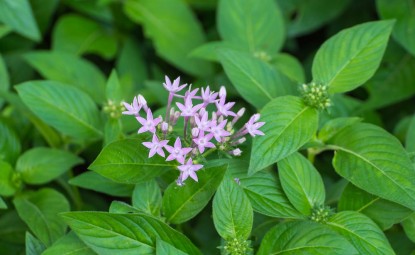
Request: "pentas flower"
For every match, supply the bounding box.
[163,76,187,93]
[201,86,218,105]
[210,119,230,142]
[142,134,168,158]
[176,97,203,117]
[122,96,141,115]
[136,109,162,134]
[195,110,211,132]
[216,98,236,117]
[178,158,203,182]
[245,114,265,137]
[193,132,215,153]
[165,137,192,164]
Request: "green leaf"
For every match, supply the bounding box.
[156,239,187,255]
[89,139,175,184]
[190,41,245,62]
[402,213,415,243]
[217,0,284,54]
[377,0,415,56]
[69,171,134,197]
[312,20,394,94]
[0,210,26,244]
[42,232,96,255]
[109,201,141,214]
[132,179,162,216]
[257,221,357,255]
[272,53,305,83]
[0,24,12,38]
[318,117,362,142]
[26,232,46,255]
[30,0,59,34]
[16,81,103,140]
[52,14,117,59]
[249,96,318,174]
[339,183,412,230]
[278,152,325,216]
[105,70,123,103]
[62,212,202,255]
[162,164,227,224]
[406,114,415,152]
[219,49,295,109]
[0,119,21,164]
[16,147,83,185]
[24,51,106,103]
[327,211,395,255]
[0,0,41,41]
[328,122,415,210]
[0,196,6,209]
[0,54,9,108]
[13,188,70,246]
[213,173,253,240]
[123,0,212,77]
[0,161,18,197]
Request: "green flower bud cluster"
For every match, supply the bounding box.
[103,100,124,119]
[310,204,333,223]
[253,51,272,62]
[221,237,252,255]
[300,82,331,110]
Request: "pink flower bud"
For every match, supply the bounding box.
[219,86,226,98]
[161,122,168,132]
[237,108,245,117]
[192,127,200,137]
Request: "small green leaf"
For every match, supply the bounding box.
[132,179,162,216]
[162,164,227,224]
[318,117,362,142]
[327,211,395,255]
[156,239,187,255]
[190,41,244,62]
[42,232,96,255]
[406,114,415,153]
[16,147,83,185]
[109,201,141,214]
[105,70,123,103]
[123,0,212,76]
[312,20,394,94]
[62,212,202,255]
[89,139,175,184]
[52,14,117,59]
[0,25,12,38]
[24,51,106,103]
[16,81,103,140]
[272,53,305,83]
[0,196,6,209]
[0,161,18,197]
[329,122,415,210]
[218,49,295,109]
[13,188,70,246]
[213,173,253,240]
[278,152,325,216]
[0,120,21,164]
[402,213,415,243]
[0,0,41,41]
[257,221,357,255]
[218,0,284,53]
[249,96,318,174]
[26,232,46,255]
[69,172,134,197]
[0,54,10,108]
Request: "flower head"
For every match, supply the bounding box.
[142,134,168,158]
[201,86,218,105]
[177,158,203,182]
[122,96,141,115]
[193,132,215,153]
[163,76,187,93]
[176,97,203,117]
[210,119,230,142]
[195,110,212,132]
[165,137,192,164]
[245,114,265,137]
[136,109,162,134]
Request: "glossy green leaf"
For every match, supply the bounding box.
[90,139,175,184]
[328,211,395,255]
[162,164,227,224]
[42,232,96,255]
[278,152,325,216]
[213,173,253,240]
[0,54,9,108]
[30,0,60,34]
[26,232,46,255]
[377,0,415,56]
[109,201,141,214]
[339,183,412,230]
[329,122,415,210]
[62,212,202,255]
[0,25,11,38]
[218,0,284,54]
[0,196,6,209]
[24,51,106,103]
[156,239,187,255]
[69,171,134,197]
[312,20,394,94]
[16,81,103,140]
[0,210,26,244]
[132,179,162,216]
[0,161,18,197]
[13,188,70,246]
[218,49,295,109]
[272,53,305,83]
[63,0,112,22]
[406,114,415,152]
[0,0,41,41]
[16,147,83,185]
[318,117,362,142]
[0,120,21,164]
[257,221,357,255]
[123,0,212,76]
[190,41,244,62]
[249,96,318,174]
[105,70,123,103]
[52,14,117,59]
[402,213,415,243]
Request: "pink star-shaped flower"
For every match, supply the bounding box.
[245,114,265,137]
[136,109,162,134]
[215,99,236,117]
[194,110,211,132]
[142,134,168,158]
[193,132,215,153]
[165,137,192,164]
[176,97,203,117]
[122,96,141,115]
[163,76,187,93]
[177,158,203,182]
[210,119,230,142]
[201,86,218,105]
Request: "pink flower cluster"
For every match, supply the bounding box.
[122,76,265,185]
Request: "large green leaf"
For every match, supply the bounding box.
[16,147,83,185]
[132,179,162,216]
[272,53,305,83]
[26,232,46,255]
[377,0,415,56]
[278,152,325,216]
[30,0,59,34]
[249,96,318,174]
[318,117,362,143]
[162,164,227,224]
[312,20,394,94]
[52,14,117,59]
[156,239,187,255]
[257,221,357,255]
[406,114,415,152]
[213,173,253,240]
[0,0,41,41]
[0,54,9,108]
[0,196,6,209]
[0,161,18,197]
[338,183,412,230]
[123,0,212,76]
[13,188,70,246]
[42,232,96,255]
[89,139,175,184]
[402,213,415,243]
[16,81,103,140]
[218,49,295,109]
[24,51,106,103]
[328,211,395,255]
[217,0,284,54]
[0,120,21,164]
[62,212,202,255]
[328,122,415,210]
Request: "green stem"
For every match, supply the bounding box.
[202,147,217,158]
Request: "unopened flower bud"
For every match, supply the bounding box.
[161,122,168,132]
[237,108,245,117]
[219,86,226,98]
[218,115,224,123]
[137,94,146,105]
[252,113,260,122]
[192,127,199,137]
[232,148,242,156]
